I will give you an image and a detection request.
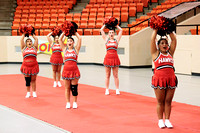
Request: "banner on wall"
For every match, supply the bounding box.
[37,39,67,56]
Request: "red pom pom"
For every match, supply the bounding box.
[19,24,35,37]
[149,15,167,30]
[51,26,62,37]
[104,16,118,29]
[60,21,77,37]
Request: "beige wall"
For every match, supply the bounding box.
[1,34,200,75]
[0,35,130,66]
[0,36,8,62]
[129,28,152,66]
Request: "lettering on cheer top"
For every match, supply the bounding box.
[65,53,76,58]
[158,57,174,64]
[24,49,36,53]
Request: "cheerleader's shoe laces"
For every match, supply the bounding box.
[158,119,165,129]
[32,92,37,98]
[73,102,78,109]
[66,102,70,109]
[25,92,31,98]
[57,81,62,87]
[53,81,57,87]
[165,119,173,128]
[105,89,109,95]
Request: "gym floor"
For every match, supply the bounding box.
[0,64,200,133]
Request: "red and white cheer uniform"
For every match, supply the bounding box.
[62,48,80,80]
[152,52,178,89]
[20,47,39,75]
[103,38,120,67]
[50,43,63,65]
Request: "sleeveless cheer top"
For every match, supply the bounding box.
[105,38,118,54]
[51,43,62,54]
[23,47,37,60]
[64,48,78,64]
[154,52,174,72]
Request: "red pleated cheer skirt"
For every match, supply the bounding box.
[62,63,80,80]
[151,69,178,89]
[103,53,120,67]
[20,61,39,76]
[50,53,63,65]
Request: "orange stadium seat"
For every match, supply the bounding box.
[121,12,128,22]
[79,23,88,28]
[84,29,93,35]
[12,30,18,36]
[41,22,49,29]
[88,22,96,28]
[129,7,136,17]
[35,22,42,29]
[93,29,100,35]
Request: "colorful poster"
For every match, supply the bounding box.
[37,39,67,56]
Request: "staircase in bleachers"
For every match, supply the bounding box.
[0,0,17,36]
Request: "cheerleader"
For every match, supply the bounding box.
[151,29,177,128]
[100,24,122,95]
[20,33,39,98]
[59,32,81,109]
[47,31,63,87]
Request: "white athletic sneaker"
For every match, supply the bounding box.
[25,92,31,98]
[57,81,62,87]
[32,92,37,98]
[73,102,78,109]
[158,119,165,129]
[66,102,70,109]
[53,81,57,87]
[116,89,120,95]
[165,119,173,128]
[105,89,109,95]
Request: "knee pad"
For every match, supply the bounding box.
[71,84,78,96]
[25,77,31,87]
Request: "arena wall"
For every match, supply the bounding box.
[0,33,200,75]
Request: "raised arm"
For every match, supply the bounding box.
[116,25,122,43]
[59,32,66,51]
[47,32,53,46]
[32,34,38,50]
[168,32,177,57]
[75,32,82,54]
[151,29,158,57]
[20,33,26,50]
[100,25,107,41]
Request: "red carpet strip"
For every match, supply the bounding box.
[0,74,200,133]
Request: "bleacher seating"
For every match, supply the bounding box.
[12,0,77,36]
[12,0,197,36]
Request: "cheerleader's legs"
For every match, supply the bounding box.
[154,88,165,119]
[64,79,71,102]
[71,78,79,103]
[52,65,58,81]
[112,67,119,89]
[164,88,175,119]
[31,75,37,97]
[105,67,111,89]
[24,75,31,92]
[57,65,62,82]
